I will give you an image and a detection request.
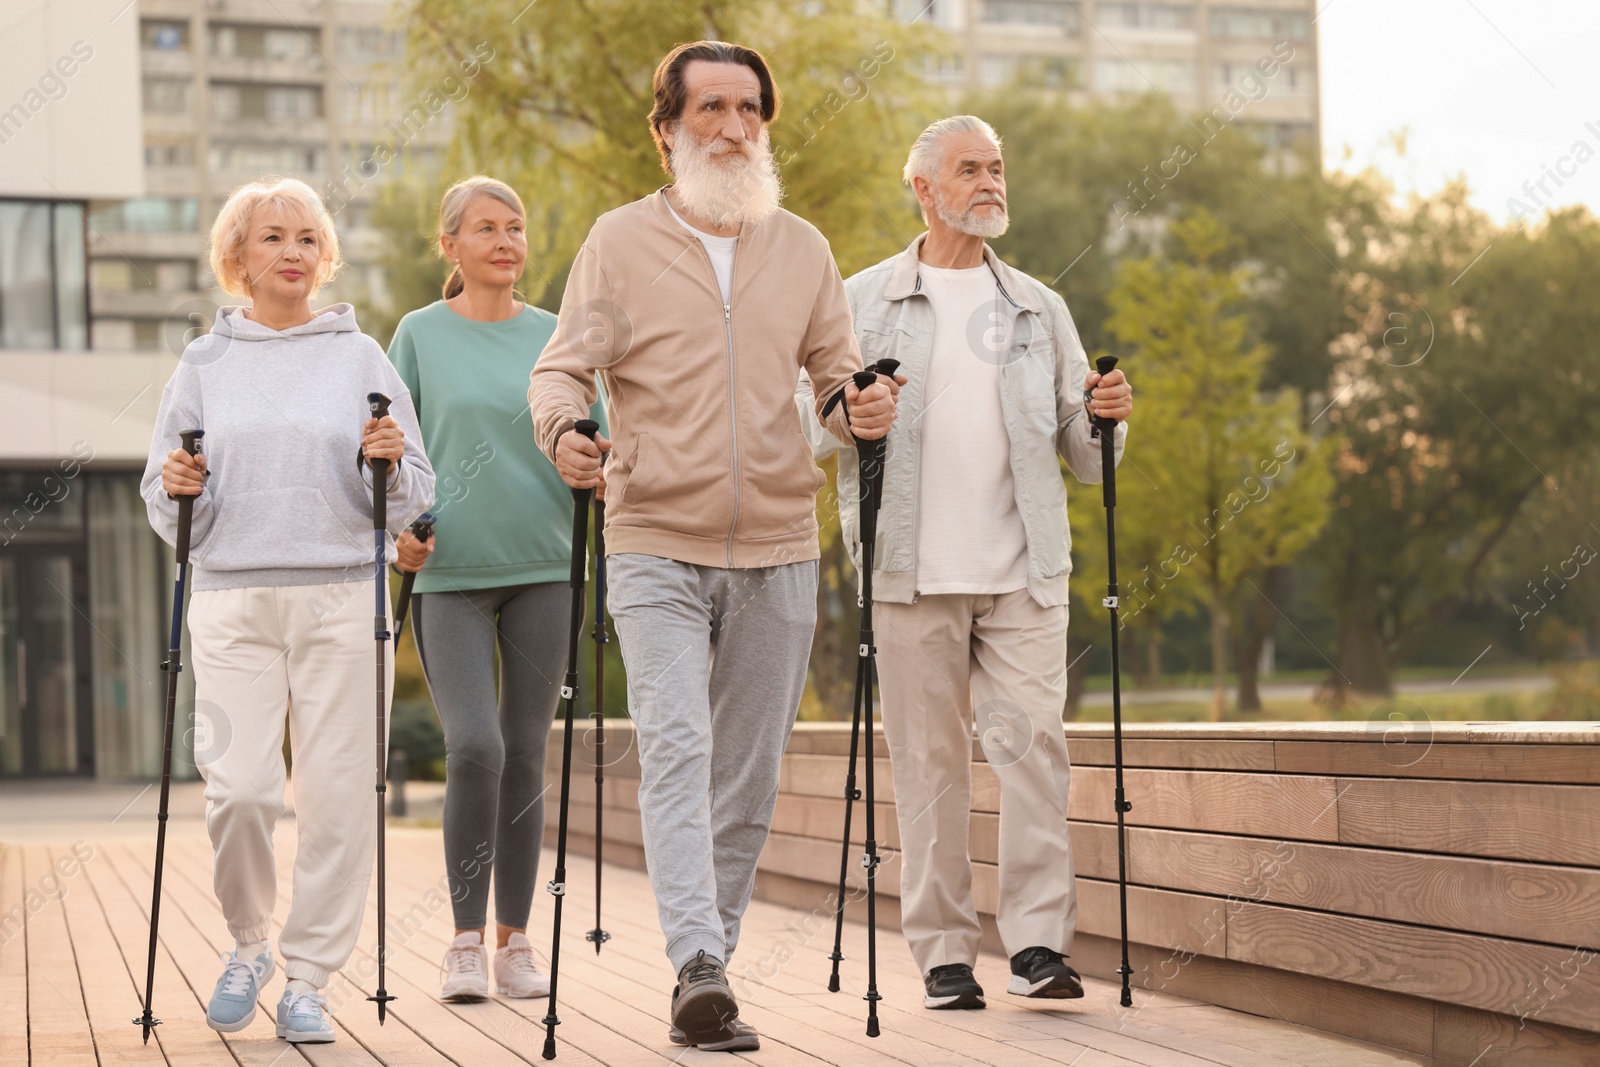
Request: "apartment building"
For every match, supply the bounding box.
[89,0,451,355]
[917,0,1320,154]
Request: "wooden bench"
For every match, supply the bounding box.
[547,719,1600,1065]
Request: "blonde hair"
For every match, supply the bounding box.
[208,176,342,297]
[438,176,526,299]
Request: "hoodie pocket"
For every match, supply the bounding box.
[198,487,367,572]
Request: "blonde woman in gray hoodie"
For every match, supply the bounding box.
[141,177,434,1045]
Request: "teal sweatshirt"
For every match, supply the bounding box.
[388,300,607,593]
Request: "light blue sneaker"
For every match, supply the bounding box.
[205,947,274,1032]
[276,986,336,1043]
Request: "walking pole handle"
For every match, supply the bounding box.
[409,512,436,543]
[569,420,600,589]
[1087,356,1120,428]
[173,429,204,565]
[367,392,392,530]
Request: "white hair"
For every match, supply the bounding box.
[902,115,1003,186]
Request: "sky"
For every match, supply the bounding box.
[1317,0,1600,224]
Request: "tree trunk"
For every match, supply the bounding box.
[1209,590,1229,721]
[1234,569,1282,714]
[1323,608,1393,705]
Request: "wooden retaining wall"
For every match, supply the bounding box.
[547,719,1600,1065]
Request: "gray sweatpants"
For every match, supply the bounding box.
[411,582,567,930]
[606,553,818,973]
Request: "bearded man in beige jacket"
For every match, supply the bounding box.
[529,39,899,1053]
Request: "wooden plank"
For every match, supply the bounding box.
[110,835,380,1067]
[1275,740,1600,785]
[780,754,899,804]
[1067,767,1341,841]
[0,846,31,1063]
[1226,901,1600,1033]
[81,840,279,1067]
[1069,931,1437,1058]
[22,844,98,1066]
[1125,825,1600,948]
[156,831,522,1067]
[1430,1003,1600,1066]
[1336,777,1600,866]
[1059,739,1277,772]
[50,840,171,1066]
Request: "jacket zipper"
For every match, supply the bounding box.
[724,298,739,567]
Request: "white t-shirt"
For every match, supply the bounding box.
[665,197,737,305]
[914,263,1030,596]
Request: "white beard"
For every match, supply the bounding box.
[935,189,1009,239]
[669,128,784,229]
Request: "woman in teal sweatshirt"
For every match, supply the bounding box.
[388,176,606,1002]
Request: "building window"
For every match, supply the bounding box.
[1095,57,1195,93]
[142,77,192,116]
[980,0,1081,32]
[212,83,323,121]
[1210,7,1312,40]
[144,139,196,167]
[91,259,197,293]
[1098,2,1195,30]
[141,20,189,51]
[337,27,404,62]
[208,142,325,176]
[88,198,199,234]
[0,200,88,351]
[210,24,320,62]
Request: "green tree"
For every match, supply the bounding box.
[1316,194,1600,696]
[397,0,939,289]
[1102,212,1333,718]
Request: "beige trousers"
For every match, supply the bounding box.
[188,580,390,988]
[874,589,1077,974]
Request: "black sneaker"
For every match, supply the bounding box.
[923,963,985,1009]
[670,951,739,1046]
[1008,946,1084,999]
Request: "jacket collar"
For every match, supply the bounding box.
[882,232,1044,313]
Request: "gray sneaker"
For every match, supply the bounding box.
[275,987,336,1043]
[205,947,274,1032]
[669,950,739,1047]
[669,1016,760,1052]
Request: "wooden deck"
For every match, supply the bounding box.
[1,824,1430,1066]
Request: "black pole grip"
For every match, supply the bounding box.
[410,512,436,543]
[173,429,204,565]
[569,420,600,589]
[1090,356,1119,507]
[367,393,392,532]
[873,358,901,379]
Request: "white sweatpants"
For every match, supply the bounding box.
[188,580,391,988]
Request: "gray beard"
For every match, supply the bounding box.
[935,191,1009,239]
[669,130,784,229]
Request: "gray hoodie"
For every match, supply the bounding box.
[141,303,435,591]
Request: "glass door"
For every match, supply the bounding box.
[0,551,92,775]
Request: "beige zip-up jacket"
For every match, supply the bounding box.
[529,189,862,569]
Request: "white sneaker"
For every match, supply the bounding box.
[494,932,551,998]
[440,931,489,1002]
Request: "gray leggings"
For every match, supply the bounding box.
[412,582,567,930]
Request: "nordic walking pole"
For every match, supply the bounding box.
[543,417,600,1060]
[1088,355,1134,1009]
[585,488,611,955]
[365,392,398,1023]
[134,427,203,1044]
[823,360,898,1034]
[825,359,897,997]
[392,512,435,645]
